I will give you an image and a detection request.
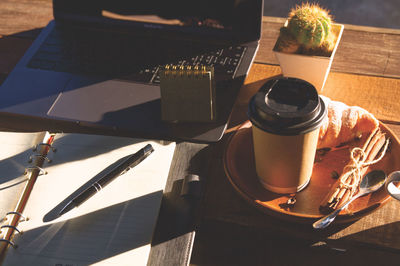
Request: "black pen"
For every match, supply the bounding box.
[58,144,154,217]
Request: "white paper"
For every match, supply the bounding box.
[2,133,175,266]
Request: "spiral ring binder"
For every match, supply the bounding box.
[5,212,28,222]
[0,212,27,228]
[24,166,48,176]
[163,65,211,78]
[1,225,21,234]
[160,64,216,122]
[0,239,15,248]
[33,142,57,153]
[28,154,52,164]
[0,132,56,255]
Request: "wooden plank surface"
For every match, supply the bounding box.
[194,118,400,264]
[0,0,52,37]
[1,2,400,79]
[191,220,400,266]
[2,1,400,264]
[0,2,200,265]
[228,64,400,124]
[0,36,33,74]
[200,63,400,254]
[148,142,208,266]
[257,17,400,79]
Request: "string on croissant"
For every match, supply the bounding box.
[319,127,389,213]
[318,96,379,149]
[316,97,390,213]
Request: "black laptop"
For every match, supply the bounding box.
[0,0,262,143]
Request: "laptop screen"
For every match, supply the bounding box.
[53,0,262,41]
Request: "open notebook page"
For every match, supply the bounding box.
[2,133,175,265]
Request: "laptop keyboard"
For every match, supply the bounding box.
[28,27,246,84]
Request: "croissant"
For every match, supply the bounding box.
[317,96,379,149]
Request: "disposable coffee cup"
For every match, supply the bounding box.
[248,77,327,194]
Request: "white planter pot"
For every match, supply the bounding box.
[273,23,344,93]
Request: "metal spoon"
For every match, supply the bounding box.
[313,170,387,229]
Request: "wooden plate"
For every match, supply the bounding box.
[224,121,400,224]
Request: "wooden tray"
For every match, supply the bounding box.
[224,121,400,224]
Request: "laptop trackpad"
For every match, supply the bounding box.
[47,78,161,126]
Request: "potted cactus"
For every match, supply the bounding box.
[273,3,344,92]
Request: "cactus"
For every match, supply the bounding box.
[276,3,337,56]
[275,27,300,54]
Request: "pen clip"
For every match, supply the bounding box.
[118,145,154,177]
[119,167,131,176]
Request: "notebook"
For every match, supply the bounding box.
[0,0,263,143]
[0,131,175,265]
[160,65,216,122]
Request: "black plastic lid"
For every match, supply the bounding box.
[248,77,326,135]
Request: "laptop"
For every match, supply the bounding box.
[0,0,262,143]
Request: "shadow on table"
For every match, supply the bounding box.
[337,221,400,251]
[0,28,43,76]
[150,144,210,247]
[191,219,400,266]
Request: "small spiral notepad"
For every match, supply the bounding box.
[160,65,216,122]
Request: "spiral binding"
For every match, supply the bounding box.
[5,212,28,222]
[0,212,26,248]
[0,133,56,249]
[24,166,48,176]
[159,63,216,122]
[28,154,52,164]
[1,225,21,234]
[33,142,57,153]
[0,238,16,248]
[161,64,214,78]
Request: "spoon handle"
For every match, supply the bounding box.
[313,192,363,229]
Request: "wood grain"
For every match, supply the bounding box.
[2,1,400,264]
[258,17,400,79]
[148,142,208,266]
[200,62,400,255]
[229,64,400,125]
[0,0,52,37]
[0,36,32,74]
[191,220,400,266]
[202,124,400,250]
[1,2,400,79]
[224,121,399,222]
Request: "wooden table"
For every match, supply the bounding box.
[2,1,400,265]
[192,18,400,266]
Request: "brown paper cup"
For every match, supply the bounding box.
[248,77,326,194]
[252,125,320,193]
